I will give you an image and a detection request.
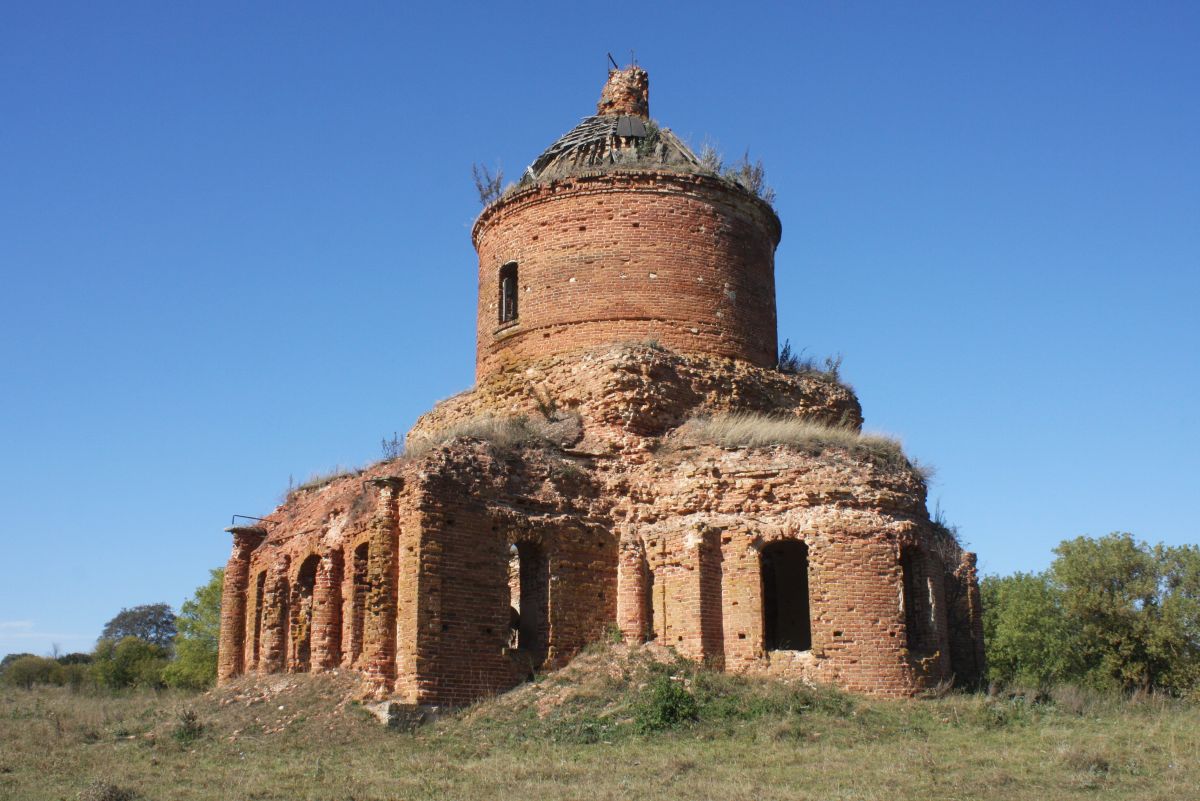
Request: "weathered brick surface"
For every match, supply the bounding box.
[411,343,862,452]
[597,65,649,118]
[216,66,984,703]
[473,172,781,381]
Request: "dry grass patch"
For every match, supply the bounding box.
[406,415,540,458]
[679,412,927,476]
[406,413,581,459]
[3,653,1197,801]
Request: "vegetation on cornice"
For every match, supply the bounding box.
[678,412,931,479]
[777,340,845,384]
[697,143,776,205]
[405,412,582,460]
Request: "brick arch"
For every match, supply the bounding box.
[259,555,290,674]
[502,528,551,670]
[290,553,320,672]
[250,569,267,671]
[343,538,371,668]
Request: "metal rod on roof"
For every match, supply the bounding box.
[230,514,272,527]
[607,52,619,70]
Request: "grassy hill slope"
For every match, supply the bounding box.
[2,643,1196,801]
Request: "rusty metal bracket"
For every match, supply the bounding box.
[230,514,274,527]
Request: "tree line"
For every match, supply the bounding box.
[0,569,223,692]
[3,533,1198,697]
[982,533,1199,695]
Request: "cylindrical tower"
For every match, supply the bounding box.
[471,66,781,381]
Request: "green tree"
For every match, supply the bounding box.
[0,653,36,673]
[984,533,1200,695]
[1053,534,1200,693]
[981,572,1076,688]
[91,636,169,689]
[0,655,57,689]
[163,568,224,690]
[100,603,177,650]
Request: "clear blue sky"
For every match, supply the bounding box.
[2,1,1197,658]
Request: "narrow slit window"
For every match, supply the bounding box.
[350,542,369,665]
[761,540,811,651]
[252,571,266,669]
[509,541,549,667]
[499,262,518,323]
[901,548,937,653]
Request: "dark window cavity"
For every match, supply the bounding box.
[350,542,369,665]
[293,555,320,672]
[901,547,936,652]
[510,541,549,667]
[499,262,519,323]
[761,540,811,651]
[252,571,266,669]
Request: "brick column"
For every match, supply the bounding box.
[957,552,987,686]
[362,477,402,694]
[616,534,649,642]
[311,546,343,671]
[259,555,291,673]
[217,526,265,685]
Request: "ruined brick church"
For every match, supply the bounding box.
[217,65,985,704]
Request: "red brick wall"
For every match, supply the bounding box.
[407,466,617,706]
[472,171,781,380]
[218,426,981,701]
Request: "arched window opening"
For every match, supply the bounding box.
[761,540,811,651]
[509,541,549,667]
[251,571,266,670]
[499,262,519,324]
[293,555,320,672]
[350,542,369,665]
[275,576,290,672]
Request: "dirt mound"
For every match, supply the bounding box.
[464,641,682,721]
[167,670,373,743]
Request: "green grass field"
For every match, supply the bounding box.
[2,646,1196,801]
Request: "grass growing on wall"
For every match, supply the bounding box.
[679,412,929,478]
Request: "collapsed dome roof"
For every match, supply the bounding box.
[524,65,707,184]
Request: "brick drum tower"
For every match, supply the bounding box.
[217,65,985,704]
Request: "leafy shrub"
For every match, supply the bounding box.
[172,709,204,746]
[91,637,168,690]
[1,655,57,689]
[57,662,91,692]
[634,675,699,733]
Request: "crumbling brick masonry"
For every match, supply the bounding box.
[217,65,985,704]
